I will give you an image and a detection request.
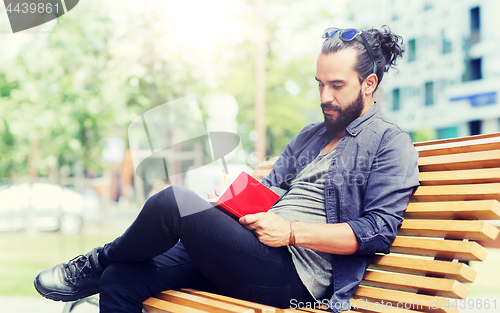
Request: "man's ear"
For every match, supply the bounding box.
[363,74,378,96]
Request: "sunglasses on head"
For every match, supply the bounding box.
[322,27,377,76]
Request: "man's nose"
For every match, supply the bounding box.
[320,87,334,104]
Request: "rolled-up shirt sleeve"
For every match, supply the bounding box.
[346,131,419,255]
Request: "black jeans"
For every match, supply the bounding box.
[98,186,314,313]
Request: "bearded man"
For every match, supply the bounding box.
[34,26,419,313]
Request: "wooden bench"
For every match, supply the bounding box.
[143,133,500,313]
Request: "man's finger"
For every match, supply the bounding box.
[207,190,217,199]
[214,186,225,196]
[239,212,265,225]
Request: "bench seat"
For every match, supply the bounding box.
[143,133,500,313]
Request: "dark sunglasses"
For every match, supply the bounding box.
[322,27,377,76]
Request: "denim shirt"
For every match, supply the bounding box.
[262,103,419,312]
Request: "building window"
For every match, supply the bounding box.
[442,30,452,54]
[425,82,434,106]
[436,126,458,139]
[469,120,481,136]
[470,6,480,44]
[464,58,482,81]
[408,39,416,62]
[471,58,482,80]
[392,88,400,111]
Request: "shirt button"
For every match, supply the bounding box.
[300,161,305,166]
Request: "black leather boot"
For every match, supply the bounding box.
[34,247,104,302]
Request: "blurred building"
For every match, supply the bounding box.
[347,0,500,140]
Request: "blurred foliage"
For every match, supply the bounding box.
[410,126,436,143]
[217,39,320,157]
[0,1,208,179]
[0,0,332,180]
[214,0,327,157]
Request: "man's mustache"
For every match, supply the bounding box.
[321,103,342,112]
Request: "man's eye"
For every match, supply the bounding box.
[333,85,342,89]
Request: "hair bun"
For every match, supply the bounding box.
[369,26,404,73]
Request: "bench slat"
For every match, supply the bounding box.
[404,200,500,220]
[368,255,477,283]
[143,297,210,313]
[413,133,500,147]
[361,270,468,299]
[390,237,487,261]
[415,137,500,157]
[398,219,499,240]
[411,183,500,202]
[418,150,500,171]
[157,290,255,313]
[180,289,277,313]
[419,168,500,185]
[353,286,458,313]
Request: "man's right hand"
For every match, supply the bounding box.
[207,186,225,199]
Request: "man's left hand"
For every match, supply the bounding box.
[239,211,290,247]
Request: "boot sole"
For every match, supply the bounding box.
[34,276,99,302]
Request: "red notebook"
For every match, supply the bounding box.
[208,171,280,218]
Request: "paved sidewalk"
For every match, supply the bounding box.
[0,296,98,313]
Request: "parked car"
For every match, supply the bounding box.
[0,182,100,235]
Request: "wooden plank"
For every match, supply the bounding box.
[251,168,273,181]
[411,183,500,202]
[368,255,477,283]
[349,298,425,313]
[157,290,255,313]
[404,200,500,220]
[143,297,210,313]
[390,237,488,261]
[398,219,499,241]
[419,168,500,185]
[415,136,500,157]
[353,286,458,313]
[413,132,500,147]
[180,289,276,313]
[418,150,500,171]
[361,270,468,299]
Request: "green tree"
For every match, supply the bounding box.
[214,0,336,157]
[0,0,208,180]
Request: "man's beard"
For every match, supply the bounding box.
[321,89,364,133]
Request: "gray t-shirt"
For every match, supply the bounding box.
[271,149,334,300]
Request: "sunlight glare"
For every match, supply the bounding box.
[160,0,247,56]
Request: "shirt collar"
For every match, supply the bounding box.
[345,101,381,136]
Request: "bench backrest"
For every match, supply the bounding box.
[253,133,500,313]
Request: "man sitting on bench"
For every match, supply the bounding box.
[34,26,419,313]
